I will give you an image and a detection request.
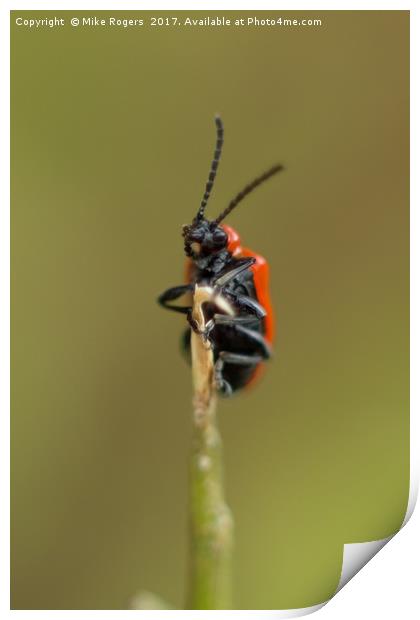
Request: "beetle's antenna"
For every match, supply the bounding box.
[195,116,224,222]
[212,164,284,226]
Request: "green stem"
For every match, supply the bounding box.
[186,328,234,610]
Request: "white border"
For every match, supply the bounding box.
[3,2,416,618]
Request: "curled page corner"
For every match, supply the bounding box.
[335,536,393,592]
[335,471,418,595]
[274,475,417,618]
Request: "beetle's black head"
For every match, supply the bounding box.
[182,219,228,259]
[183,116,283,264]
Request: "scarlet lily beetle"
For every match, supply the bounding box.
[158,116,283,396]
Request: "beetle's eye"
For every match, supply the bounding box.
[213,228,228,246]
[189,228,205,242]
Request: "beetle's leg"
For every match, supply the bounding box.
[217,323,271,359]
[215,351,264,397]
[213,257,256,288]
[213,313,259,325]
[225,293,266,318]
[157,284,193,314]
[213,323,271,396]
[203,312,261,341]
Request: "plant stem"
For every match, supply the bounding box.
[186,290,234,610]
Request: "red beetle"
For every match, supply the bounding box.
[158,116,283,395]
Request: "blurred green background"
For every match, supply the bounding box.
[11,10,409,610]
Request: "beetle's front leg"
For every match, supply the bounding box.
[213,257,256,288]
[157,284,193,314]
